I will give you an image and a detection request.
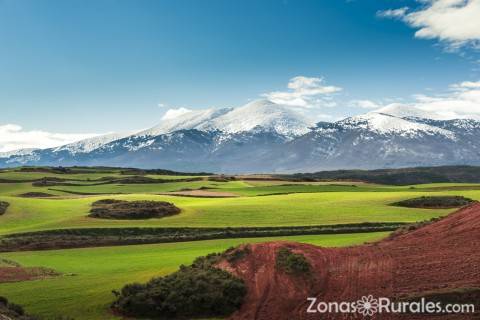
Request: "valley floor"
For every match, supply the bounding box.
[0,167,478,319]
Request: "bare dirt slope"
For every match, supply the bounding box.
[0,259,59,283]
[221,203,480,320]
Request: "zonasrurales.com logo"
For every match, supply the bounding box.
[307,295,475,316]
[356,295,379,316]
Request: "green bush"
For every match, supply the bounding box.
[0,201,9,215]
[224,246,251,264]
[112,252,246,319]
[89,200,181,220]
[0,296,37,320]
[275,247,311,275]
[391,196,475,209]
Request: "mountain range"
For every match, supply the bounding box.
[2,99,480,173]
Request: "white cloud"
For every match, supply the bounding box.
[374,80,480,119]
[350,99,382,109]
[262,76,342,108]
[161,107,193,120]
[450,80,480,89]
[377,7,409,18]
[0,124,100,153]
[381,0,480,49]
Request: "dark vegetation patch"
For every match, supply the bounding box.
[391,196,475,209]
[89,199,181,220]
[31,177,79,187]
[388,218,438,239]
[102,175,159,184]
[280,165,480,185]
[208,175,236,182]
[0,223,405,252]
[3,166,207,185]
[275,247,311,275]
[119,168,212,176]
[48,188,117,196]
[0,258,59,283]
[17,192,55,198]
[112,251,246,319]
[0,201,9,215]
[111,176,204,184]
[0,296,37,320]
[224,245,251,264]
[17,166,83,174]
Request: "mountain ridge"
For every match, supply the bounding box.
[2,100,480,173]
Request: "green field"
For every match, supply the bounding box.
[0,167,478,319]
[0,232,388,320]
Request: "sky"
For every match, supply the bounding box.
[1,0,480,152]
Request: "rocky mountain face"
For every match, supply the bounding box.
[2,100,480,173]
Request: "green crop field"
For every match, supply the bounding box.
[0,166,479,319]
[0,191,460,235]
[0,233,389,320]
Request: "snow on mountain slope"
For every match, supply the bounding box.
[0,148,36,158]
[52,132,131,154]
[375,103,480,121]
[138,99,314,138]
[137,108,233,136]
[202,99,313,136]
[4,98,480,172]
[375,104,439,120]
[339,112,456,138]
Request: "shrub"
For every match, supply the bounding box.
[112,252,246,319]
[224,246,251,264]
[8,303,25,315]
[0,201,9,215]
[89,200,181,220]
[17,192,54,198]
[388,217,442,239]
[391,196,475,209]
[0,296,37,320]
[275,247,311,275]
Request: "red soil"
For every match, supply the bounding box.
[220,203,480,320]
[0,260,59,283]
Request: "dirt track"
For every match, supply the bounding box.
[221,204,480,320]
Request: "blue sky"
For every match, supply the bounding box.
[1,0,480,151]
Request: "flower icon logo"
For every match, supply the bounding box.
[356,295,379,317]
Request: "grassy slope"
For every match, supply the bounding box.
[49,180,250,195]
[0,190,460,235]
[0,232,388,320]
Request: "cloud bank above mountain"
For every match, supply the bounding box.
[365,80,480,120]
[0,124,100,153]
[262,76,342,109]
[378,0,480,50]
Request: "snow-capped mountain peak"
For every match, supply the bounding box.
[0,148,37,158]
[136,107,233,137]
[375,104,438,120]
[138,99,314,138]
[201,99,314,136]
[52,132,132,154]
[374,104,480,121]
[4,99,480,172]
[339,112,455,138]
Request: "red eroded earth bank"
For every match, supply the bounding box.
[220,203,480,320]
